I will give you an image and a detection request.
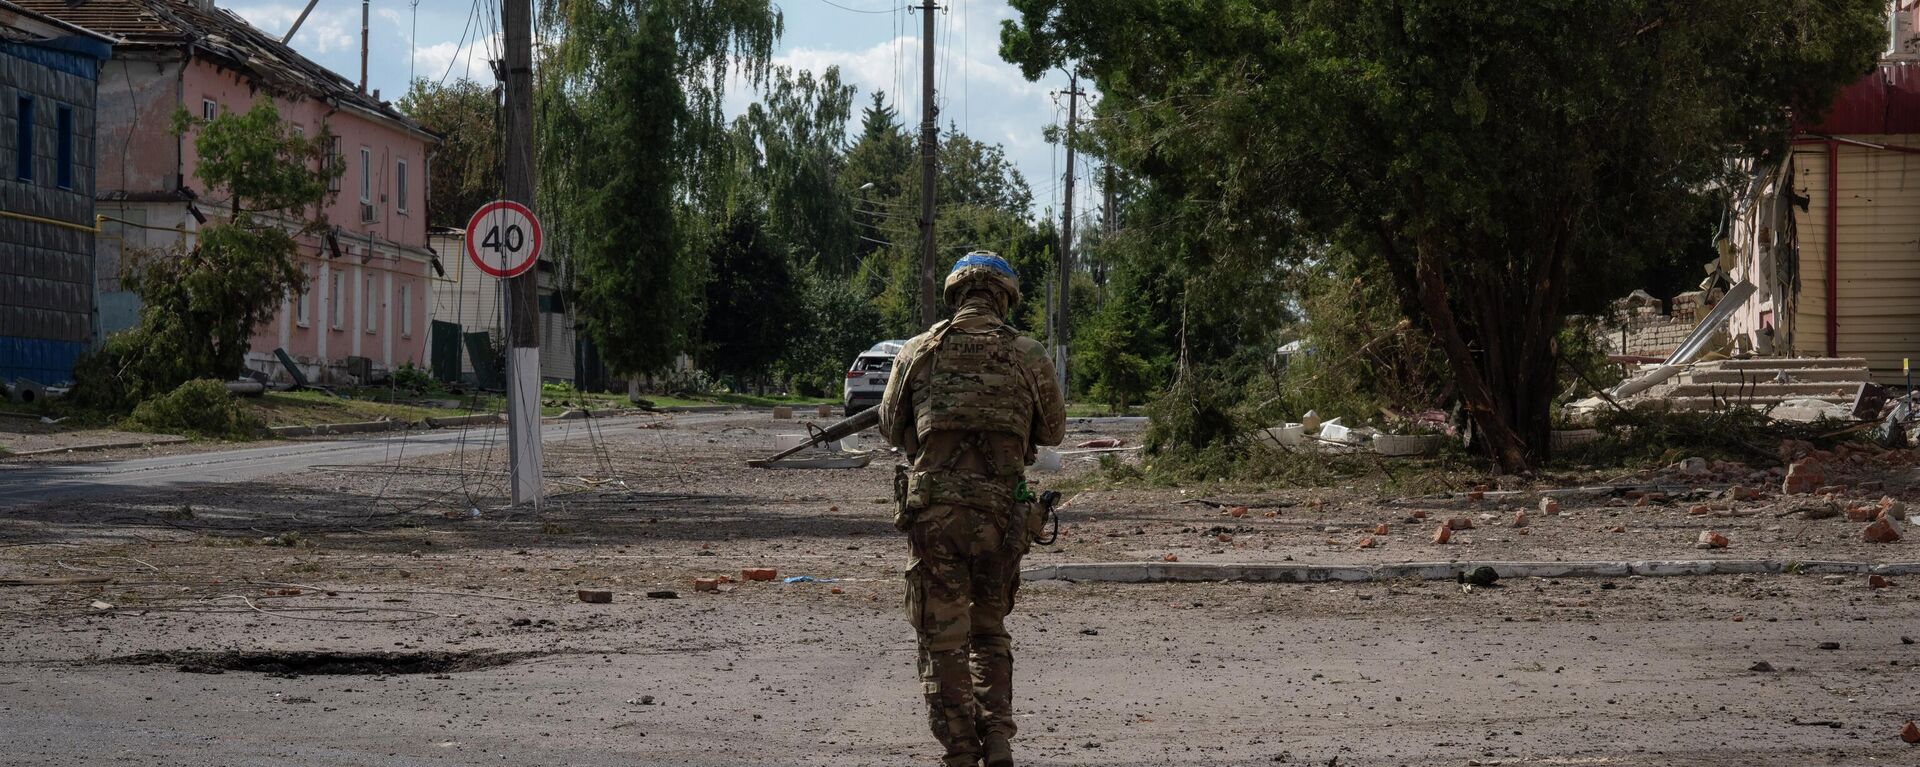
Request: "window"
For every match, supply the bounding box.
[364,274,377,333]
[295,268,311,327]
[55,105,72,189]
[395,159,409,213]
[327,136,341,191]
[330,270,344,329]
[399,283,412,337]
[15,95,33,182]
[202,98,216,120]
[359,146,371,203]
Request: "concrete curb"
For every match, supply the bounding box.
[6,436,191,457]
[1022,559,1920,583]
[269,420,412,437]
[422,413,503,429]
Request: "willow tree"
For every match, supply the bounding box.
[1003,0,1884,472]
[538,0,780,374]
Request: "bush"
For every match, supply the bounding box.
[127,379,263,440]
[392,361,440,394]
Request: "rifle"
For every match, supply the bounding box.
[746,407,881,468]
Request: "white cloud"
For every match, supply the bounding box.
[413,32,500,85]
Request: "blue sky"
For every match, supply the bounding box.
[226,0,1098,221]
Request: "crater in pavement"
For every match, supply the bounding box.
[101,649,552,676]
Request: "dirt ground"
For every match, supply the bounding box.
[2,413,1917,766]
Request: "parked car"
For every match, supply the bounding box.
[844,340,907,414]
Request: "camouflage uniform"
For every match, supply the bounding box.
[880,256,1067,767]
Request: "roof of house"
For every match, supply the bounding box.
[11,0,425,136]
[0,0,115,49]
[1799,61,1920,136]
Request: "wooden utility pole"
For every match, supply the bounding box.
[917,1,940,328]
[1056,74,1084,397]
[502,0,543,505]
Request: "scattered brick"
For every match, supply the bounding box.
[1689,504,1712,516]
[1609,525,1627,534]
[1411,510,1428,520]
[693,578,720,592]
[1902,720,1919,744]
[1512,511,1530,528]
[1217,533,1234,543]
[1162,553,1179,562]
[577,589,613,604]
[1879,496,1909,521]
[1846,505,1879,523]
[1374,523,1391,535]
[1869,575,1894,589]
[1446,517,1475,530]
[1432,525,1452,544]
[1696,531,1729,549]
[1356,536,1378,549]
[742,568,779,581]
[1783,458,1825,495]
[1863,518,1903,544]
[1228,506,1248,518]
[1538,498,1560,515]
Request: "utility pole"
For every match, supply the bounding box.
[1056,74,1084,398]
[916,0,940,328]
[502,0,542,505]
[358,0,369,92]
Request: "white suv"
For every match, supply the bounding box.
[843,340,906,414]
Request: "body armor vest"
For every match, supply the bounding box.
[911,321,1035,447]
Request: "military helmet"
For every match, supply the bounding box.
[943,251,1021,307]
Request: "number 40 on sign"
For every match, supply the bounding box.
[465,200,543,278]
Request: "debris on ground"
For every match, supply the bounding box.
[1869,575,1894,589]
[1902,720,1920,744]
[1696,531,1730,549]
[742,568,778,581]
[1862,518,1902,544]
[577,589,613,604]
[1458,566,1499,587]
[1749,661,1775,672]
[1432,525,1452,544]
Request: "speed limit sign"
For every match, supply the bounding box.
[464,200,543,278]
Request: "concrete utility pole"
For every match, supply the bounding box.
[1056,74,1084,398]
[358,0,369,92]
[917,0,940,328]
[503,0,543,505]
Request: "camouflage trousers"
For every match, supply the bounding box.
[904,503,1026,767]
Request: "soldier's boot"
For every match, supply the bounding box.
[972,645,1016,767]
[980,733,1013,767]
[923,648,982,766]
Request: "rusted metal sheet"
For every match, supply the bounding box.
[1800,62,1920,135]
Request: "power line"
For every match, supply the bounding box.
[818,0,900,13]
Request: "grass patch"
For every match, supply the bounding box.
[242,391,449,428]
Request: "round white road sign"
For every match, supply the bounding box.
[464,200,543,278]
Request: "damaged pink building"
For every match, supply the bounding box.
[19,0,436,384]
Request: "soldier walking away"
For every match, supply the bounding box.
[880,252,1068,767]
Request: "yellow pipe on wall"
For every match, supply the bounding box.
[0,208,100,233]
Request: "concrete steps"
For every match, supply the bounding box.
[1664,381,1863,399]
[1688,367,1870,384]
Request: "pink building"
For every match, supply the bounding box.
[20,0,437,384]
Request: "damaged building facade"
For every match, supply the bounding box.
[1721,6,1920,384]
[18,0,437,385]
[0,1,111,386]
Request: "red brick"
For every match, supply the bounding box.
[742,568,779,581]
[1511,511,1530,528]
[1696,531,1729,549]
[1432,525,1452,544]
[1903,720,1920,744]
[693,578,720,592]
[1445,517,1475,531]
[1869,575,1894,589]
[1538,498,1560,515]
[1863,518,1903,544]
[1373,523,1391,535]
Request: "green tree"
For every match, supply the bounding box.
[76,102,336,411]
[1003,0,1885,471]
[699,205,802,386]
[397,78,498,228]
[538,0,781,374]
[732,66,858,271]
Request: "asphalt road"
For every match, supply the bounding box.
[0,415,690,508]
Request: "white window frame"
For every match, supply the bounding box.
[295,268,311,327]
[395,159,409,214]
[364,273,378,334]
[399,283,413,338]
[330,270,345,329]
[201,98,216,120]
[359,146,372,204]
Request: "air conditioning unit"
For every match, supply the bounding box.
[360,202,377,224]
